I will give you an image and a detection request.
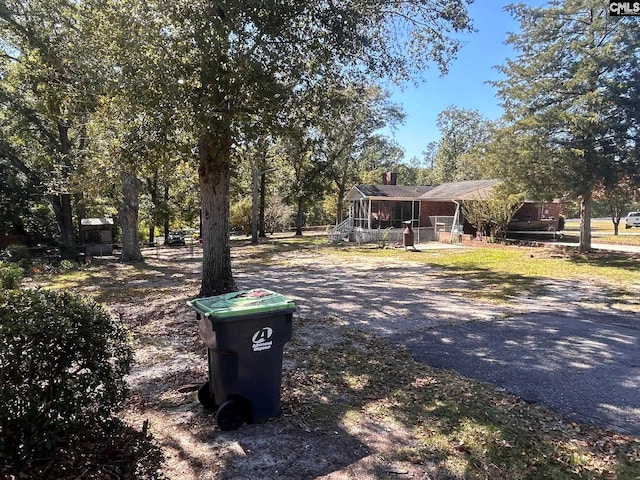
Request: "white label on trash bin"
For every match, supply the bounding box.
[252,327,273,352]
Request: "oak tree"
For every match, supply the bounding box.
[0,0,93,251]
[156,0,474,295]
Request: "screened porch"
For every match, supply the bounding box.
[350,199,421,229]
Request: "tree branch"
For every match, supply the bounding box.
[0,138,42,185]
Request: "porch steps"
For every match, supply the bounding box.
[328,217,354,243]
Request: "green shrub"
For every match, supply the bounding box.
[0,289,133,463]
[59,259,79,271]
[0,262,23,290]
[0,244,31,269]
[230,197,252,235]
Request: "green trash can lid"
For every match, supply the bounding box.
[187,288,296,319]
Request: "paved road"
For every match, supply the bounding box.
[389,311,640,436]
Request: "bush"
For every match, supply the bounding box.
[0,289,133,463]
[59,259,80,271]
[0,261,23,290]
[230,197,252,235]
[264,196,294,234]
[1,244,31,269]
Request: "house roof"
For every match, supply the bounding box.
[351,184,434,199]
[346,179,502,202]
[81,218,114,226]
[418,179,501,201]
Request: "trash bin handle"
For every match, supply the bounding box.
[233,289,271,299]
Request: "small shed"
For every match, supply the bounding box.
[80,218,114,255]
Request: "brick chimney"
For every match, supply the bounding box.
[382,172,397,185]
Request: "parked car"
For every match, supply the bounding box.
[167,231,186,246]
[625,211,640,229]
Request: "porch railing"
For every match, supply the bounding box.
[329,224,440,245]
[328,217,463,245]
[358,227,438,245]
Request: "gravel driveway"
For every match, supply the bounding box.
[234,250,640,436]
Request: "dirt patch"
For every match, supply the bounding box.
[528,245,640,261]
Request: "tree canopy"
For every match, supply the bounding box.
[430,106,493,183]
[488,0,640,252]
[2,0,476,293]
[149,0,474,295]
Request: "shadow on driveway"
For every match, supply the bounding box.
[234,254,639,436]
[389,311,640,436]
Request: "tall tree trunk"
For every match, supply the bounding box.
[199,129,236,296]
[252,147,269,243]
[147,171,159,244]
[48,192,75,251]
[49,122,75,255]
[251,160,259,244]
[336,180,347,224]
[119,171,143,262]
[295,197,304,236]
[335,155,350,224]
[164,185,170,242]
[258,170,267,238]
[579,190,592,253]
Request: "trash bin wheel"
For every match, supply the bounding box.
[216,398,248,431]
[197,381,217,410]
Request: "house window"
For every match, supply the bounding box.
[86,230,100,243]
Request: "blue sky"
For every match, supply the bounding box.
[386,1,541,162]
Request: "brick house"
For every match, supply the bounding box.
[329,174,561,243]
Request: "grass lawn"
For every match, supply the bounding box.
[261,236,640,306]
[564,218,640,246]
[328,242,637,281]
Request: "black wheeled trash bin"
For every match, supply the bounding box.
[187,288,295,431]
